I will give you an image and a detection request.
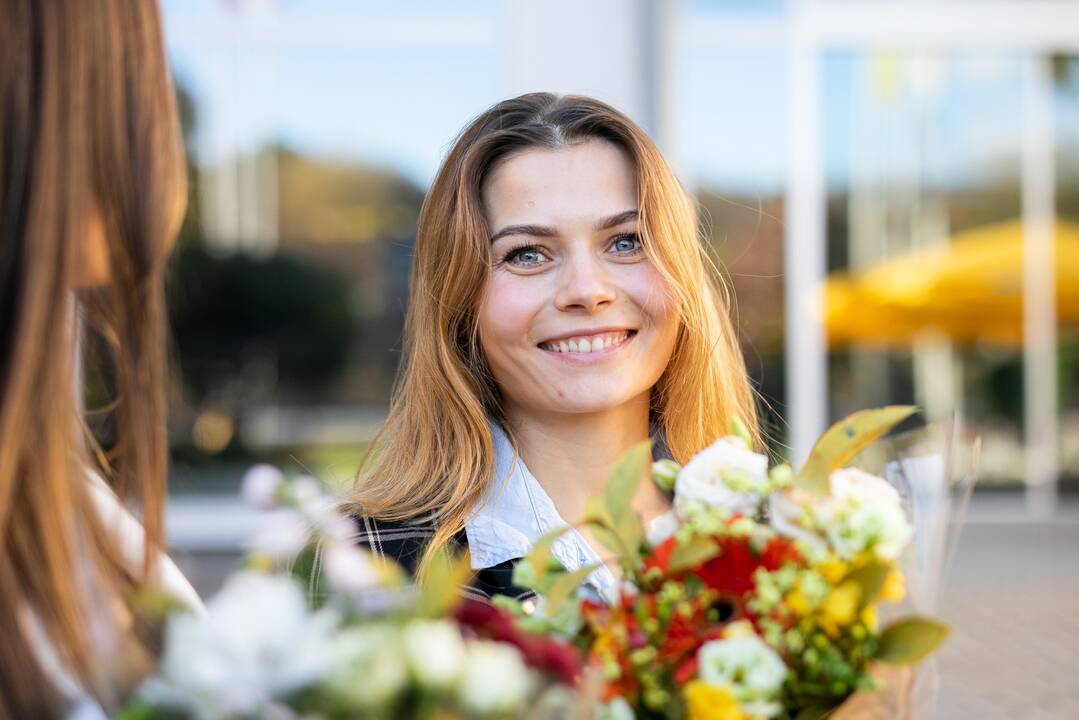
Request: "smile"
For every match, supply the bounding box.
[537,330,636,355]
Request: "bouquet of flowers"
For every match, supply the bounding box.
[118,467,583,720]
[507,406,953,720]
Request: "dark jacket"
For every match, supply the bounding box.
[351,514,537,603]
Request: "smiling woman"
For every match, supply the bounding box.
[349,93,760,596]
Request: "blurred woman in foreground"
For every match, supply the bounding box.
[0,1,198,716]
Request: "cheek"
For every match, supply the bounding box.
[626,264,679,334]
[477,274,543,352]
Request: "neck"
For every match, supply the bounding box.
[503,393,670,529]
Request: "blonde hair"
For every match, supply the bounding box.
[352,92,758,574]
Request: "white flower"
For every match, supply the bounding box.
[248,508,310,561]
[402,619,465,689]
[323,626,408,710]
[291,474,322,505]
[320,542,383,595]
[771,468,912,562]
[768,489,826,550]
[597,696,636,720]
[457,641,533,715]
[697,633,786,719]
[241,464,284,509]
[152,572,337,719]
[824,468,911,561]
[674,437,770,518]
[646,510,680,548]
[304,496,356,542]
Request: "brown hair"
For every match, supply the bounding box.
[0,0,184,715]
[352,93,759,578]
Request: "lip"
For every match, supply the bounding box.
[538,329,637,363]
[536,326,637,345]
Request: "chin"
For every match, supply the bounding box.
[541,384,644,415]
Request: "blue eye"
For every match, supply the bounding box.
[612,233,642,254]
[502,244,546,267]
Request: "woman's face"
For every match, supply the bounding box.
[477,139,679,417]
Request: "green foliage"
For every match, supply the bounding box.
[414,545,473,618]
[546,564,601,617]
[796,406,918,495]
[666,537,721,575]
[874,617,950,665]
[842,562,891,610]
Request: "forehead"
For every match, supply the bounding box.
[481,139,637,227]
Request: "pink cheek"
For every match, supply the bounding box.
[624,265,676,322]
[479,275,545,348]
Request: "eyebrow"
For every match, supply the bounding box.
[488,209,638,244]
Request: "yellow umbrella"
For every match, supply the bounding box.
[824,218,1079,348]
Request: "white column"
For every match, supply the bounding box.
[1021,54,1059,518]
[784,0,828,467]
[504,0,675,149]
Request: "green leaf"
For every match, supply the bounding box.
[524,526,574,576]
[796,406,918,495]
[606,440,653,522]
[545,563,600,617]
[843,562,891,609]
[585,521,630,559]
[583,495,614,530]
[731,415,753,446]
[874,617,950,664]
[667,537,721,575]
[416,545,474,618]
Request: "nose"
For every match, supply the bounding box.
[553,249,616,313]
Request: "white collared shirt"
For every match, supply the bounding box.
[464,419,670,604]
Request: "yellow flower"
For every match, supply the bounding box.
[819,581,861,636]
[786,589,810,617]
[818,556,849,584]
[881,569,906,603]
[684,681,747,720]
[860,605,878,633]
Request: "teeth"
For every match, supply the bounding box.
[541,331,631,353]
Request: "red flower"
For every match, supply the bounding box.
[454,598,584,686]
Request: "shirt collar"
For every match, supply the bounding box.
[463,417,671,602]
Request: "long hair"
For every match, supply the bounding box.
[352,92,759,576]
[0,0,184,715]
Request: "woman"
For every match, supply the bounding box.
[0,1,197,716]
[351,93,760,602]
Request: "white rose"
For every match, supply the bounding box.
[457,641,533,715]
[674,437,769,517]
[645,510,680,548]
[248,508,310,561]
[768,489,827,551]
[241,464,284,509]
[824,468,912,561]
[320,542,383,595]
[697,634,786,719]
[402,619,465,689]
[154,572,336,718]
[323,626,408,710]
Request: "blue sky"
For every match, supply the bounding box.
[162,0,1079,194]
